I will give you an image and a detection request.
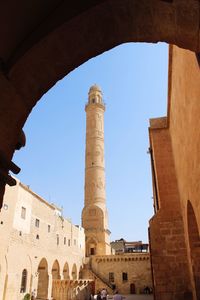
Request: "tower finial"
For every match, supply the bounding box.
[88,84,103,105]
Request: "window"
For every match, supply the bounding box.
[109,272,114,282]
[35,219,40,228]
[48,225,51,232]
[57,234,59,245]
[3,203,8,210]
[74,239,76,246]
[21,207,26,219]
[64,237,66,245]
[122,272,128,281]
[36,234,39,239]
[68,239,71,246]
[20,269,27,293]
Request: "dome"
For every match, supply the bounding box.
[88,84,102,94]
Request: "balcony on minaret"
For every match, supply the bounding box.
[85,84,105,109]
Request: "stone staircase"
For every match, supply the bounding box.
[81,261,114,294]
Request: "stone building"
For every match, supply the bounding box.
[111,239,149,254]
[148,45,200,300]
[0,179,91,300]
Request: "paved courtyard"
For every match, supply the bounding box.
[111,295,153,300]
[127,295,153,300]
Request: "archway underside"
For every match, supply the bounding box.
[0,0,199,204]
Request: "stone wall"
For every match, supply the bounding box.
[90,254,152,294]
[149,122,191,300]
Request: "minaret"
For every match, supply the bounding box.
[82,85,111,256]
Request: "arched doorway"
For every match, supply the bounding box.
[37,258,48,299]
[51,260,61,299]
[63,262,70,280]
[130,283,136,294]
[71,264,77,280]
[187,201,200,299]
[86,238,97,257]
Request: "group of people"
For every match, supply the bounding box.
[143,286,152,294]
[91,288,123,300]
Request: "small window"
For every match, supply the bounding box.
[36,234,39,239]
[35,219,40,228]
[68,239,71,246]
[74,239,76,246]
[122,272,128,281]
[109,272,114,282]
[64,237,66,245]
[21,207,26,219]
[48,225,51,232]
[57,235,59,245]
[20,269,27,293]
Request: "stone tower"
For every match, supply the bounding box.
[82,85,111,256]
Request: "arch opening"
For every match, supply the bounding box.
[51,259,61,298]
[37,258,49,299]
[86,238,97,257]
[71,264,77,280]
[63,262,70,280]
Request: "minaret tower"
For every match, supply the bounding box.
[82,85,111,256]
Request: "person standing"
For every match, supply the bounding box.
[113,291,123,300]
[101,288,107,300]
[97,291,102,300]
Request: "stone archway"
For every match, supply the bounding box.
[63,262,70,280]
[71,264,77,280]
[51,260,61,299]
[0,1,199,209]
[187,201,200,300]
[37,258,49,299]
[86,237,98,257]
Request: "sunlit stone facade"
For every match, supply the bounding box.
[0,180,87,300]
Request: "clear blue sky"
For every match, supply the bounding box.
[14,42,168,243]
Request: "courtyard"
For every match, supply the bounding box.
[113,295,153,300]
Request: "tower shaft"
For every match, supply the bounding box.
[82,85,110,256]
